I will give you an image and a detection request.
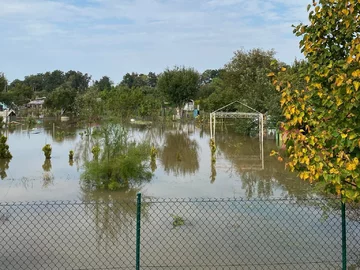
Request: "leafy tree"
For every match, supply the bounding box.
[157,66,200,109]
[120,72,147,88]
[271,0,360,200]
[0,73,7,92]
[24,73,45,92]
[94,76,112,91]
[43,70,65,92]
[81,124,152,190]
[74,89,104,124]
[105,87,161,119]
[197,77,222,101]
[203,49,280,115]
[200,69,223,85]
[45,86,77,113]
[8,79,22,90]
[120,73,135,88]
[1,80,33,105]
[65,70,91,92]
[147,72,158,88]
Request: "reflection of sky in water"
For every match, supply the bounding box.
[0,121,311,202]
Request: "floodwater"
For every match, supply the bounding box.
[1,119,359,270]
[0,119,314,202]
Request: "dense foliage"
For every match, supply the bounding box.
[272,0,360,201]
[157,67,200,109]
[81,124,152,190]
[1,48,296,130]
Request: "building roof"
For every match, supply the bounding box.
[0,109,16,117]
[28,100,45,105]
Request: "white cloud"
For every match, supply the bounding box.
[0,0,310,82]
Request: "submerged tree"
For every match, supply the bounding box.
[271,0,360,200]
[42,144,52,159]
[81,123,152,191]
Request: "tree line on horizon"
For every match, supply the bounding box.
[0,48,306,131]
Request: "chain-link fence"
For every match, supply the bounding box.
[0,197,359,269]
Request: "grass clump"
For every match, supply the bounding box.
[171,215,185,227]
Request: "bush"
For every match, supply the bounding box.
[42,144,52,159]
[81,123,152,191]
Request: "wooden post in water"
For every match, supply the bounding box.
[260,114,264,169]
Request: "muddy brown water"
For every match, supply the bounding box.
[0,120,313,202]
[2,120,357,270]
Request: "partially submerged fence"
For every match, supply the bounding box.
[0,196,359,269]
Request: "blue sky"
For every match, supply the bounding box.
[0,0,310,83]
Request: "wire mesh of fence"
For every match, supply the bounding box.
[0,200,137,270]
[0,197,359,270]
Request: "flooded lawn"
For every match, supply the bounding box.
[0,119,313,202]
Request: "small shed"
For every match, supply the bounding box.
[27,97,46,109]
[0,109,16,123]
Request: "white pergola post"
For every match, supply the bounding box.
[213,114,216,139]
[209,101,265,171]
[210,113,213,139]
[260,114,264,170]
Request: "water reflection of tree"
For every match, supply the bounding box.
[42,120,78,143]
[215,132,314,199]
[80,187,147,247]
[74,127,98,167]
[160,131,199,177]
[138,124,166,148]
[41,159,53,188]
[42,159,52,172]
[0,159,10,180]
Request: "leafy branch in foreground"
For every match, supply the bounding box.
[271,0,360,201]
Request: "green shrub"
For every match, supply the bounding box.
[81,123,152,191]
[42,144,52,159]
[91,145,100,160]
[26,116,36,127]
[171,215,185,227]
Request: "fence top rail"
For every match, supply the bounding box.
[0,196,342,206]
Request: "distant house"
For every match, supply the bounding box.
[0,109,16,123]
[27,97,46,109]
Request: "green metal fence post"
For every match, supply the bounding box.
[341,198,347,270]
[136,193,142,270]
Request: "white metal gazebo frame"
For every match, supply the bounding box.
[210,101,264,170]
